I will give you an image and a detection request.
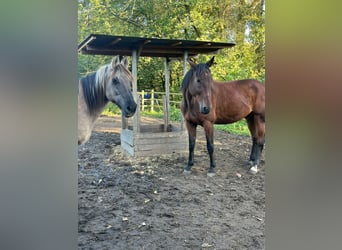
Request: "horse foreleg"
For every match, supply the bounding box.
[184,121,197,173]
[204,122,215,177]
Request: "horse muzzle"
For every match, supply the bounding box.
[198,95,211,115]
[200,105,210,115]
[123,102,137,118]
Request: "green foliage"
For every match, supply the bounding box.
[170,106,182,122]
[102,102,121,116]
[78,0,265,87]
[78,0,263,137]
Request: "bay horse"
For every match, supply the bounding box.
[181,56,265,176]
[78,56,137,145]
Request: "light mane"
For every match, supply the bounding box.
[80,63,112,115]
[95,63,112,87]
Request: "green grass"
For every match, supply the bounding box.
[102,103,249,136]
[140,106,182,121]
[141,110,164,119]
[214,120,250,136]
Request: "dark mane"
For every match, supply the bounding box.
[181,68,193,96]
[80,71,107,115]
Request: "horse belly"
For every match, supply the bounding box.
[214,92,252,124]
[214,117,238,124]
[214,102,251,124]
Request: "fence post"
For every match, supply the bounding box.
[136,95,141,133]
[141,90,145,111]
[163,95,169,132]
[181,51,188,131]
[151,89,154,112]
[122,114,128,129]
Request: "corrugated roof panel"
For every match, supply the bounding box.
[78,34,235,57]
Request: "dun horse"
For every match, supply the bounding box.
[181,57,265,175]
[78,56,137,145]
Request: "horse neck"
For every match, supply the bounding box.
[79,73,109,120]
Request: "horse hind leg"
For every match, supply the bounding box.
[249,136,265,174]
[246,113,265,174]
[246,113,257,165]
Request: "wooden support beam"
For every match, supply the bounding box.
[171,41,182,47]
[109,37,122,46]
[180,50,189,131]
[78,36,96,53]
[132,49,140,133]
[164,57,170,131]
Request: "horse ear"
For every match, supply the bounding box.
[206,56,215,67]
[111,56,120,68]
[122,56,129,68]
[187,58,197,68]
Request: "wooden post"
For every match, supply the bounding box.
[180,51,188,131]
[136,95,141,133]
[163,95,168,132]
[151,89,154,112]
[132,49,139,133]
[141,90,145,111]
[164,57,170,130]
[183,50,188,76]
[121,114,128,129]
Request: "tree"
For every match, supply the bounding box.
[78,0,265,88]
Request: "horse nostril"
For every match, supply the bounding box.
[202,106,210,114]
[127,103,137,114]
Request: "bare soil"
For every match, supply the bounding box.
[78,115,265,249]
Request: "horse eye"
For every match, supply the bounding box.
[112,78,119,85]
[197,79,200,83]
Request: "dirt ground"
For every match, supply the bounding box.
[78,115,265,250]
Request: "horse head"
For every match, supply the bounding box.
[186,56,215,115]
[106,56,137,118]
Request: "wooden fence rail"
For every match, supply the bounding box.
[138,90,182,112]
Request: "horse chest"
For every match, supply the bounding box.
[186,110,215,125]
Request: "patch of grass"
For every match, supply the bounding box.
[141,110,164,119]
[214,120,250,136]
[141,106,182,122]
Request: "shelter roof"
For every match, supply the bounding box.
[78,34,235,58]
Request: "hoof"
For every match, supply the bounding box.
[183,169,191,174]
[249,166,258,174]
[207,172,215,177]
[247,160,254,167]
